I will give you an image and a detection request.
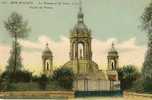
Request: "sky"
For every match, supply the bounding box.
[0,0,151,74]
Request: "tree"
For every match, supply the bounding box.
[141,1,152,91]
[0,74,10,91]
[38,74,48,90]
[1,70,32,83]
[117,65,140,90]
[4,12,30,73]
[6,41,22,72]
[52,67,75,89]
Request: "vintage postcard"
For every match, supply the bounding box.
[0,0,152,99]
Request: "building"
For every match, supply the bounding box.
[42,43,53,76]
[41,1,120,92]
[107,43,119,81]
[63,3,98,75]
[63,2,120,91]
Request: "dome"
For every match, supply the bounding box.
[109,43,117,51]
[108,47,118,53]
[108,43,118,55]
[42,43,52,59]
[71,23,90,35]
[70,4,91,38]
[63,60,99,74]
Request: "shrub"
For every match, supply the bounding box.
[117,65,140,90]
[1,70,32,83]
[143,77,152,92]
[38,74,48,90]
[32,75,40,82]
[52,67,75,90]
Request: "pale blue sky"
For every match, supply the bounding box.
[0,0,150,45]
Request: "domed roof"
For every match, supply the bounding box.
[71,23,90,34]
[108,43,118,54]
[70,3,91,38]
[42,43,52,58]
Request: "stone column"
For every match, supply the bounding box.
[43,59,46,72]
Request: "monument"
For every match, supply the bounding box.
[62,1,120,91]
[42,43,53,76]
[107,43,119,81]
[63,2,98,74]
[41,0,120,92]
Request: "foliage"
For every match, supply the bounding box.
[6,41,23,73]
[6,82,40,91]
[142,77,152,92]
[1,70,32,83]
[38,74,49,90]
[31,75,40,82]
[141,2,152,33]
[0,81,66,91]
[129,78,144,93]
[46,80,65,91]
[0,76,9,91]
[0,68,74,91]
[142,45,152,92]
[4,12,30,73]
[52,67,75,90]
[142,49,152,91]
[141,1,152,92]
[117,65,140,90]
[4,12,30,38]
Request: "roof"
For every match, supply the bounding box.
[70,2,91,38]
[108,43,118,54]
[42,43,52,58]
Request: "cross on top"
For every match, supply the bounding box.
[79,0,82,11]
[112,42,115,48]
[46,43,49,47]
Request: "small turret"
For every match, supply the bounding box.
[107,43,119,81]
[107,43,119,70]
[42,43,53,76]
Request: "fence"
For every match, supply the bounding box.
[73,79,120,91]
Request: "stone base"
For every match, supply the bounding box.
[63,60,99,74]
[73,79,121,91]
[75,90,123,97]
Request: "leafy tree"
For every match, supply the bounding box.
[141,1,152,91]
[32,75,40,82]
[52,67,75,89]
[141,2,152,33]
[6,41,22,72]
[4,12,30,73]
[0,74,9,91]
[1,70,32,83]
[142,78,152,92]
[117,65,140,90]
[38,74,48,90]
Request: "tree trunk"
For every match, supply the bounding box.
[14,33,17,73]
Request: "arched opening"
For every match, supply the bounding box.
[45,60,50,70]
[78,43,84,59]
[73,43,76,58]
[111,60,115,70]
